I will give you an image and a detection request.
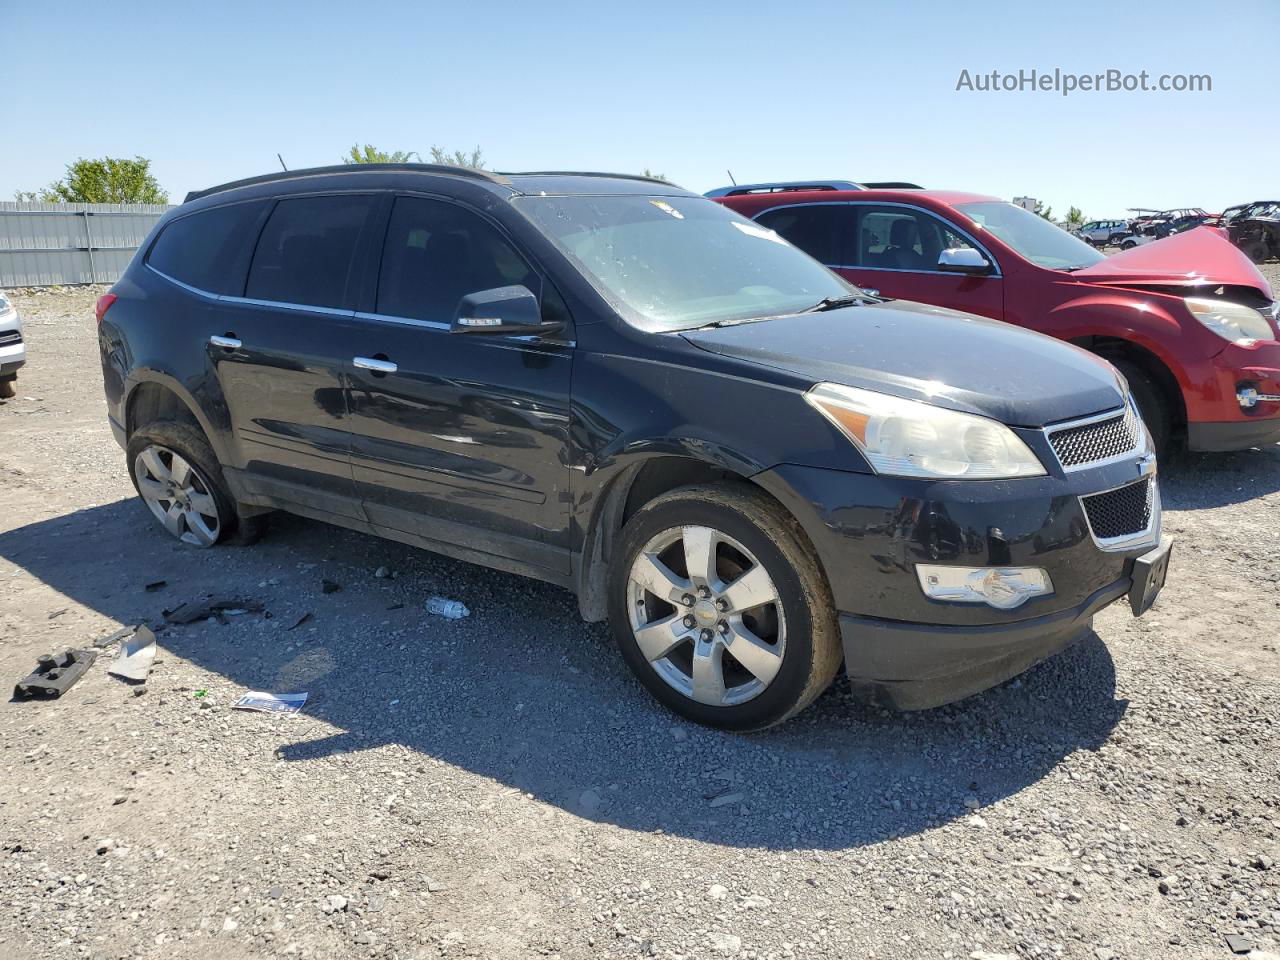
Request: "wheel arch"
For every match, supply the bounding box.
[574,453,803,622]
[123,375,230,463]
[1067,335,1188,435]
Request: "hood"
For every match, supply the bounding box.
[1071,226,1274,298]
[682,301,1124,428]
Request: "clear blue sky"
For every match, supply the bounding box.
[5,0,1276,218]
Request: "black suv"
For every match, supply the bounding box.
[97,164,1172,730]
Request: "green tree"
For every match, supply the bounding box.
[428,145,485,170]
[1033,200,1054,221]
[343,144,419,164]
[642,167,669,182]
[33,156,168,203]
[1065,206,1086,228]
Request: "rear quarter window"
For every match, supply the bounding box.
[146,200,268,296]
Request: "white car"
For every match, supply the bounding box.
[0,291,24,399]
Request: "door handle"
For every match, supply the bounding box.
[210,335,242,349]
[353,356,397,374]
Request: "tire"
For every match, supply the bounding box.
[607,483,842,731]
[126,420,266,547]
[1246,242,1269,264]
[1113,360,1173,458]
[0,376,14,400]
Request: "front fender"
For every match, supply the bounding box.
[1046,295,1200,394]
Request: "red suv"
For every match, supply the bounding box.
[713,184,1280,453]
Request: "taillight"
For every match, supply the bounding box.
[95,293,118,324]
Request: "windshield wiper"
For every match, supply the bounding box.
[802,293,873,313]
[687,315,776,330]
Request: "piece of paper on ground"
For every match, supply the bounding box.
[232,691,308,714]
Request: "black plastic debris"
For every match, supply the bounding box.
[287,612,313,631]
[163,598,265,626]
[144,580,167,593]
[93,624,141,649]
[14,649,98,700]
[321,580,342,594]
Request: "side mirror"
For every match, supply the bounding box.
[936,247,993,275]
[450,285,563,336]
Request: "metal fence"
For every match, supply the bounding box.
[0,202,174,287]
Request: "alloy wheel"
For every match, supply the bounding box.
[133,444,222,547]
[626,525,787,707]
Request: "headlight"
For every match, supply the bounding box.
[805,383,1046,479]
[1185,297,1275,345]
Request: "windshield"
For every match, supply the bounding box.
[955,201,1105,271]
[515,194,855,330]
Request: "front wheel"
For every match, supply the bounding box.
[0,376,14,399]
[607,483,842,731]
[1114,360,1173,458]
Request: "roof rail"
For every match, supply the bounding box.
[498,170,676,187]
[183,163,512,204]
[858,181,924,190]
[704,180,866,198]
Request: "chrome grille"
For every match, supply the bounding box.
[1048,404,1141,469]
[1082,477,1153,541]
[0,330,21,347]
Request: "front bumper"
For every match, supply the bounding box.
[753,453,1166,709]
[0,339,24,378]
[839,577,1127,709]
[1187,341,1280,451]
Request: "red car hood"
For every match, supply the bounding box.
[1071,226,1274,299]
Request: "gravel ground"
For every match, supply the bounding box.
[1,273,1279,960]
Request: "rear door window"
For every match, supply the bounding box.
[146,200,268,295]
[376,196,537,322]
[754,205,848,266]
[245,194,377,309]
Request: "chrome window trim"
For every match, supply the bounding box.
[751,200,1003,278]
[1044,400,1148,473]
[147,263,355,317]
[354,310,449,331]
[352,310,575,347]
[1079,475,1162,553]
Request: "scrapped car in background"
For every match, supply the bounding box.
[1077,220,1130,246]
[713,184,1280,454]
[1220,201,1280,264]
[0,291,24,399]
[98,163,1172,730]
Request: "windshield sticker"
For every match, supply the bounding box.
[648,200,684,219]
[731,221,787,244]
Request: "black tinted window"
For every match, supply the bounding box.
[754,205,847,265]
[377,196,536,321]
[146,201,267,295]
[246,195,375,309]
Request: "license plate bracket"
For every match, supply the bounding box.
[1129,536,1173,617]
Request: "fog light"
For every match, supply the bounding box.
[916,565,1054,610]
[1238,386,1280,409]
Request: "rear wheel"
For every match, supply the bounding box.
[607,483,842,731]
[126,420,265,546]
[0,376,14,399]
[1246,242,1270,264]
[1114,360,1172,457]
